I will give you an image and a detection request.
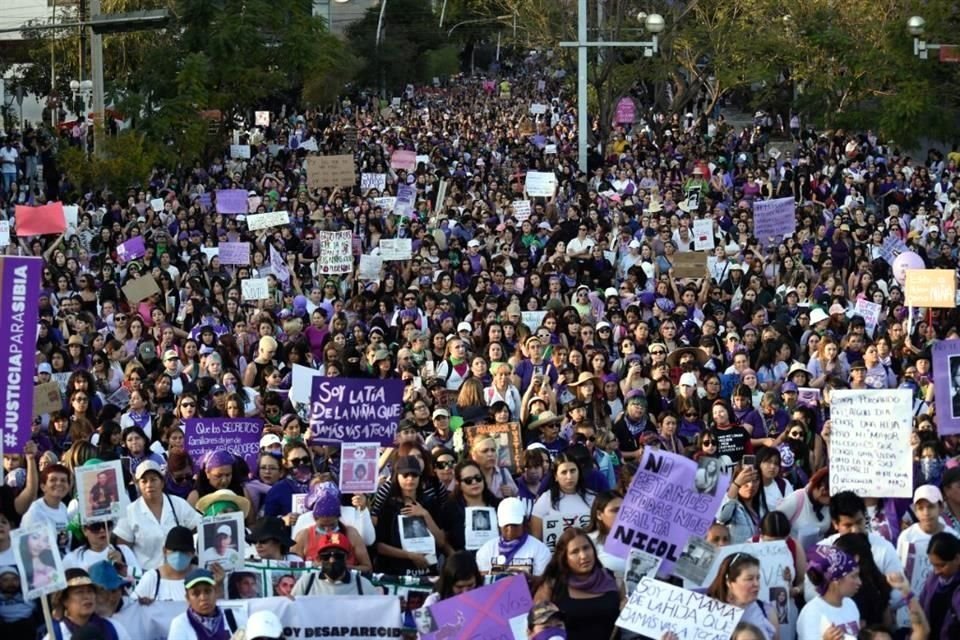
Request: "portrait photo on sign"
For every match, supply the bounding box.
[625,548,664,595]
[674,536,717,585]
[951,355,960,418]
[227,570,264,599]
[12,522,67,599]
[770,586,789,624]
[75,459,127,523]
[694,456,721,495]
[198,512,245,571]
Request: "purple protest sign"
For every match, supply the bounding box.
[309,378,404,445]
[752,197,796,247]
[615,97,636,124]
[934,339,960,435]
[182,417,264,471]
[116,236,146,264]
[0,257,42,453]
[605,448,729,574]
[390,150,416,172]
[215,189,248,214]
[428,574,531,639]
[219,242,250,265]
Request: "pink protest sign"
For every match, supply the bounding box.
[390,150,417,172]
[615,97,636,124]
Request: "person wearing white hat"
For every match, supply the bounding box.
[474,498,551,576]
[896,485,958,612]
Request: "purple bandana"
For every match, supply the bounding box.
[808,546,857,595]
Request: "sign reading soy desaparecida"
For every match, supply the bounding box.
[309,378,404,445]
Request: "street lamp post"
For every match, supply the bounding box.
[560,2,664,173]
[908,15,959,61]
[69,79,93,151]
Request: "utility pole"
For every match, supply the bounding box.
[89,0,105,154]
[559,1,664,173]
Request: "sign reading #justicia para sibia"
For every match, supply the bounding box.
[0,257,42,455]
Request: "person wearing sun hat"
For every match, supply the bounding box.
[167,568,240,640]
[194,488,252,520]
[45,568,133,640]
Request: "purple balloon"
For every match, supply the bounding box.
[893,251,925,285]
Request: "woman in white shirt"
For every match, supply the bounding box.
[21,463,72,554]
[775,468,832,550]
[584,491,626,578]
[530,453,595,542]
[484,362,522,420]
[796,546,862,640]
[113,460,202,570]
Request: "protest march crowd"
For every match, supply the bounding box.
[2,48,960,640]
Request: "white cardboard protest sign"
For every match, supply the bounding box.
[246,210,290,231]
[230,144,251,159]
[525,171,557,197]
[241,278,270,301]
[255,111,270,127]
[360,173,387,192]
[379,238,412,261]
[853,298,881,336]
[359,254,383,281]
[829,389,913,498]
[0,220,9,247]
[693,218,715,251]
[512,200,532,222]
[616,578,744,640]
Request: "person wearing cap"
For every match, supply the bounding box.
[243,611,284,640]
[132,526,196,603]
[167,568,240,640]
[424,408,454,451]
[0,564,37,635]
[527,601,566,640]
[292,481,371,572]
[291,520,377,596]
[45,568,133,640]
[87,560,145,637]
[373,456,445,576]
[897,486,958,601]
[475,497,551,576]
[113,460,202,571]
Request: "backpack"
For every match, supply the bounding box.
[303,570,365,596]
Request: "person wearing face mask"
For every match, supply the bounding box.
[133,526,196,603]
[290,533,376,596]
[262,444,314,521]
[292,481,372,572]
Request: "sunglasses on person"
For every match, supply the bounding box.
[702,439,716,447]
[435,460,456,470]
[84,522,108,532]
[288,456,311,467]
[180,401,196,408]
[318,550,347,561]
[649,349,666,356]
[460,474,483,485]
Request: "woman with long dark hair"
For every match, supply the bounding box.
[530,452,596,541]
[533,527,623,640]
[415,551,482,636]
[437,460,500,553]
[584,490,625,578]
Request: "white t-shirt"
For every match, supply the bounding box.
[0,146,18,174]
[21,499,70,553]
[112,494,202,570]
[762,478,793,513]
[775,489,830,548]
[532,491,594,549]
[895,522,959,625]
[796,596,860,640]
[475,535,552,576]
[132,568,186,602]
[62,544,142,574]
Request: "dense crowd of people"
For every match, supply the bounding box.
[1,50,960,640]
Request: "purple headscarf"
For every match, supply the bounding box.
[808,546,857,595]
[307,481,341,518]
